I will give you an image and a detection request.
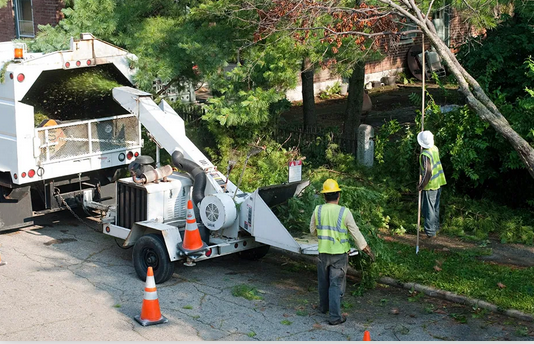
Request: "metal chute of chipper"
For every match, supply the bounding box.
[239,180,319,255]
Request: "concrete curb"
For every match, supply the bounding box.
[271,247,534,323]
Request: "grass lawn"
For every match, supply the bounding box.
[366,241,534,314]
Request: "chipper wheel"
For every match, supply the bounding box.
[133,233,175,284]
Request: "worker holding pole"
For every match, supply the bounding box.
[417,131,447,240]
[310,179,375,325]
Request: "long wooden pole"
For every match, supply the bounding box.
[416,33,426,255]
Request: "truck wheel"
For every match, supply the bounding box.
[238,245,270,260]
[132,234,175,284]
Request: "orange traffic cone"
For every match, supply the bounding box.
[177,200,207,256]
[363,330,371,341]
[134,266,168,326]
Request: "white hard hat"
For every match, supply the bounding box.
[417,130,434,149]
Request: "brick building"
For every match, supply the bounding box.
[286,8,475,101]
[0,0,64,41]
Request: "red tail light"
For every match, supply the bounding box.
[127,151,134,160]
[205,248,213,257]
[87,60,92,66]
[28,169,35,178]
[65,62,70,68]
[21,172,26,178]
[76,60,81,67]
[17,74,25,82]
[13,173,17,179]
[134,152,139,157]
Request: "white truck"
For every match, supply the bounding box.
[0,34,318,283]
[0,33,141,231]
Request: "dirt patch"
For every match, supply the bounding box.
[279,83,464,129]
[380,231,534,268]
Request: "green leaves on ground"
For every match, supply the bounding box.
[231,284,263,301]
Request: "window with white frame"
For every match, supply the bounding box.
[14,0,35,38]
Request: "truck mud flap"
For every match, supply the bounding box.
[248,180,318,255]
[0,186,34,231]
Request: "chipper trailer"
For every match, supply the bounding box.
[0,34,318,283]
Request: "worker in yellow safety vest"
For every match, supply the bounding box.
[310,179,375,325]
[417,130,447,239]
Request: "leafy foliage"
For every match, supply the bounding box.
[318,82,342,100]
[457,13,534,102]
[373,119,418,184]
[231,284,263,300]
[22,67,124,121]
[441,194,534,244]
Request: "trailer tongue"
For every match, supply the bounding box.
[102,86,318,283]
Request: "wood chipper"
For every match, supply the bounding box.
[0,34,318,283]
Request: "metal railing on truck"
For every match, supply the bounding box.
[36,114,140,164]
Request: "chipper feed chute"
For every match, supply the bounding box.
[243,180,319,255]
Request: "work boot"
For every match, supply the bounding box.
[328,316,346,325]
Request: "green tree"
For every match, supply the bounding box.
[375,0,534,178]
[221,0,397,145]
[248,0,534,178]
[457,13,534,102]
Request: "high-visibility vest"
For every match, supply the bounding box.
[420,146,447,190]
[314,204,351,254]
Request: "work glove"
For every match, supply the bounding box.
[362,245,375,262]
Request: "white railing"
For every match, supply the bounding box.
[36,114,140,164]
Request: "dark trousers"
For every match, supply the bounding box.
[317,253,348,322]
[422,188,441,237]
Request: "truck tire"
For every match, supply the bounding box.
[238,245,270,260]
[132,234,175,284]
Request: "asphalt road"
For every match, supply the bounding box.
[1,211,533,341]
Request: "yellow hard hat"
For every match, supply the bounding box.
[320,179,341,193]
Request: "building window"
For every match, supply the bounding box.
[14,0,35,38]
[396,19,418,45]
[433,7,450,47]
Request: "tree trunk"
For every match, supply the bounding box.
[301,57,316,128]
[343,60,366,153]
